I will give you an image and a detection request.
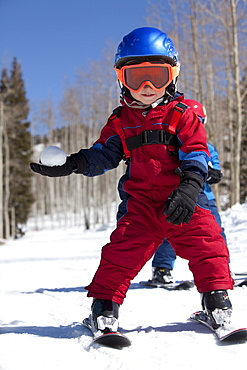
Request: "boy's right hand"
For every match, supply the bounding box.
[30,152,86,177]
[30,156,78,177]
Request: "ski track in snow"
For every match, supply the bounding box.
[1,203,247,370]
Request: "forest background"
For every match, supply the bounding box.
[1,0,247,239]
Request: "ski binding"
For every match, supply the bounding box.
[190,310,247,343]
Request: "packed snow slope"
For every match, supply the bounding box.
[1,203,247,370]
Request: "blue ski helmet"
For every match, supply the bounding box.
[115,27,179,68]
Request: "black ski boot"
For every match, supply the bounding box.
[152,267,174,284]
[202,290,233,329]
[90,299,119,335]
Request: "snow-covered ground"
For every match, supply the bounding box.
[1,203,247,370]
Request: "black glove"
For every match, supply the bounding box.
[30,151,86,177]
[206,167,222,185]
[163,170,204,225]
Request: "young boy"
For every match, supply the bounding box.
[31,27,234,336]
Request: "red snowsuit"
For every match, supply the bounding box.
[82,94,234,304]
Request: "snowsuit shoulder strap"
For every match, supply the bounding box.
[168,102,188,134]
[109,102,187,159]
[109,107,131,159]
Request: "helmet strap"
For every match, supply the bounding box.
[165,77,178,97]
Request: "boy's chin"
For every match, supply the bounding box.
[130,94,156,105]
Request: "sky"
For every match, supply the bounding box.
[0,0,158,109]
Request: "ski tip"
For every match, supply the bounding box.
[94,332,131,349]
[235,279,247,287]
[174,280,195,290]
[219,328,247,343]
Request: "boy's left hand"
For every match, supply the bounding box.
[163,171,204,225]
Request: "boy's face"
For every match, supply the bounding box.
[130,85,166,105]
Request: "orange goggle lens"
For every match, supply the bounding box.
[115,62,180,92]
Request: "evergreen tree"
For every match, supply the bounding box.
[0,58,34,238]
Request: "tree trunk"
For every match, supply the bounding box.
[0,101,3,238]
[230,0,242,204]
[3,122,10,239]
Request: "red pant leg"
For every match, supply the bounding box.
[85,202,234,304]
[166,206,234,293]
[85,198,164,304]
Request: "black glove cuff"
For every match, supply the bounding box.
[175,168,204,189]
[70,151,87,174]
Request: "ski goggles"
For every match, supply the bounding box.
[114,62,180,93]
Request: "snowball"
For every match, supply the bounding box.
[40,146,67,166]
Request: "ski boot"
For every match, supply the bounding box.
[152,267,174,284]
[89,299,119,336]
[202,290,233,329]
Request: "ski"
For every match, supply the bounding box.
[139,279,194,290]
[82,317,131,349]
[234,278,247,287]
[190,311,247,343]
[139,278,247,290]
